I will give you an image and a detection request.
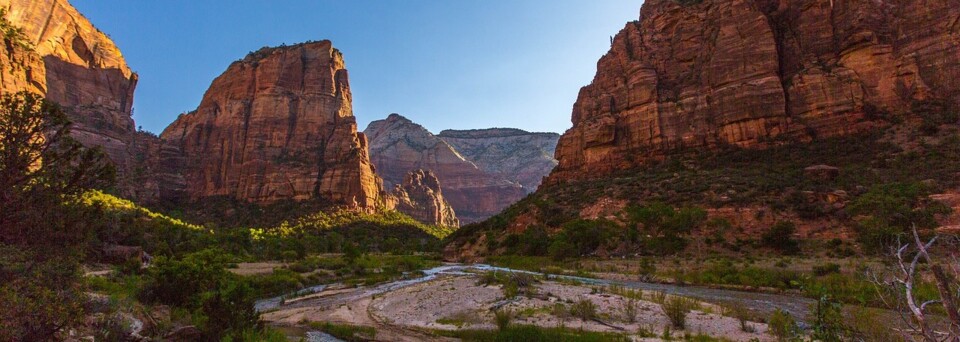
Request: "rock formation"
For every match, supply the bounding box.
[548,0,960,184]
[364,114,526,223]
[438,128,559,193]
[386,170,459,228]
[159,42,382,208]
[0,0,138,176]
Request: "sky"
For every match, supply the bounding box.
[71,0,643,135]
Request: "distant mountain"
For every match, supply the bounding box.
[365,114,559,223]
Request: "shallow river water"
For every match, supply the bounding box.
[260,263,816,341]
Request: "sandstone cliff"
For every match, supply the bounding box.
[438,128,559,193]
[549,0,960,184]
[386,170,459,228]
[0,0,138,176]
[159,42,382,208]
[364,114,526,224]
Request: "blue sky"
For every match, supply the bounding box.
[71,1,642,135]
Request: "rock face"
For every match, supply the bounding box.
[0,0,138,176]
[364,114,527,223]
[437,129,559,193]
[159,42,381,208]
[386,170,459,227]
[548,0,960,184]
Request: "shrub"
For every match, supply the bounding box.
[662,296,695,330]
[625,203,706,255]
[622,298,639,323]
[570,298,598,321]
[768,309,797,341]
[810,295,846,342]
[849,182,951,253]
[494,309,514,331]
[762,221,800,254]
[812,263,841,276]
[140,249,231,307]
[200,280,261,340]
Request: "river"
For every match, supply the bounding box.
[260,263,816,341]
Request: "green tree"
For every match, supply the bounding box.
[0,91,115,340]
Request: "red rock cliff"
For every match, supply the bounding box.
[549,0,960,184]
[160,42,381,208]
[386,170,460,228]
[364,114,526,223]
[0,0,138,175]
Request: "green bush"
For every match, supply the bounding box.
[570,298,598,321]
[768,309,797,341]
[625,203,706,255]
[139,249,231,307]
[200,280,261,340]
[762,221,800,254]
[849,182,951,253]
[662,296,695,330]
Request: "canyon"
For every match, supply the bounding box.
[365,114,558,223]
[548,0,960,184]
[0,0,138,182]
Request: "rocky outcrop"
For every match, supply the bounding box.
[159,41,381,208]
[364,114,526,223]
[438,128,559,193]
[548,0,960,184]
[0,0,138,177]
[386,170,459,227]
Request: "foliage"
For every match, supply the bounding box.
[621,298,639,323]
[570,298,598,321]
[0,9,32,50]
[849,182,951,252]
[0,92,115,340]
[761,221,800,254]
[0,248,86,341]
[494,308,514,331]
[0,91,115,246]
[662,296,696,330]
[768,309,797,342]
[200,280,261,340]
[626,202,707,255]
[812,263,841,276]
[139,249,232,307]
[809,294,846,342]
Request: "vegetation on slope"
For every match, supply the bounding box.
[448,104,960,259]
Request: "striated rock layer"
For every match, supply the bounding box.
[438,128,559,193]
[160,42,381,209]
[387,170,459,228]
[548,0,960,184]
[0,0,138,177]
[365,114,525,223]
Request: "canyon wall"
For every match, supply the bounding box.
[159,42,382,209]
[0,0,138,175]
[438,128,559,193]
[386,170,460,228]
[548,0,960,184]
[365,114,525,223]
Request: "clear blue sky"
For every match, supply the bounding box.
[71,1,642,135]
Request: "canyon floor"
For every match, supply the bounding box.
[261,265,779,341]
